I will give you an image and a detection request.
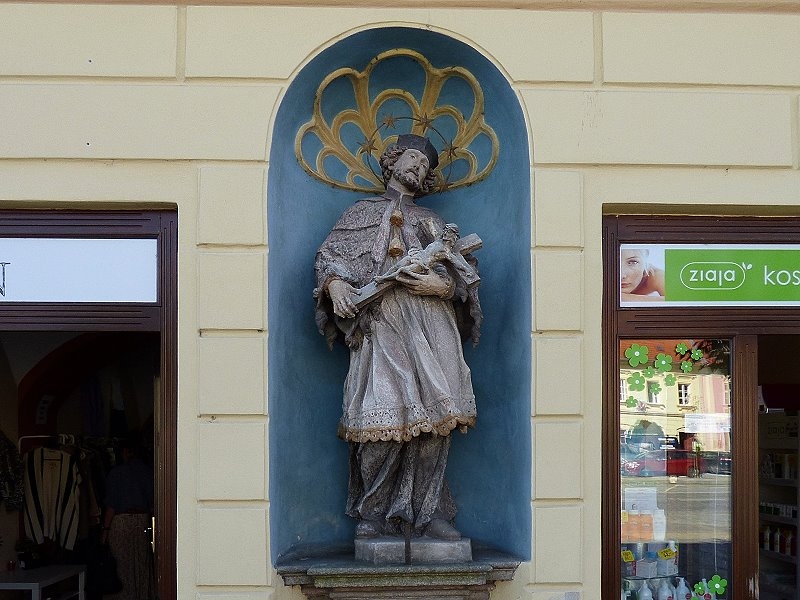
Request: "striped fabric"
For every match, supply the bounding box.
[23,447,82,550]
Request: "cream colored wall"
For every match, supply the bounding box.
[0,4,799,600]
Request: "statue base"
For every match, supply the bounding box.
[355,536,472,565]
[277,543,520,600]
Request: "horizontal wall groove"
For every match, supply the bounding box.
[0,77,284,86]
[532,331,584,338]
[519,81,800,92]
[525,583,585,591]
[0,158,271,166]
[24,0,800,14]
[599,82,800,93]
[198,330,266,336]
[532,499,585,507]
[195,585,274,592]
[533,414,585,421]
[196,499,268,508]
[198,329,266,337]
[197,414,267,422]
[196,243,267,250]
[532,245,585,251]
[533,162,799,170]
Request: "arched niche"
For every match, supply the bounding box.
[268,27,531,562]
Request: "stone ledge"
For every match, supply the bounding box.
[276,544,520,600]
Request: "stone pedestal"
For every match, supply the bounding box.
[277,544,520,600]
[355,537,472,565]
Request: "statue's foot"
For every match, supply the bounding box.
[355,519,383,538]
[424,519,461,541]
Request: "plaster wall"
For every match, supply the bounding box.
[0,4,799,600]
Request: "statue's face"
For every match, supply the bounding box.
[393,149,430,192]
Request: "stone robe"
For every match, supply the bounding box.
[314,187,481,531]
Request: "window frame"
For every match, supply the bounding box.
[601,214,800,600]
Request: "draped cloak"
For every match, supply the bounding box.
[314,188,482,444]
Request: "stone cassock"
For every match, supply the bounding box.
[314,134,482,541]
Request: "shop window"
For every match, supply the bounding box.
[602,214,800,600]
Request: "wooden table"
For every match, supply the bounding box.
[0,564,85,600]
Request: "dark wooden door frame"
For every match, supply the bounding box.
[1,209,177,600]
[602,214,800,600]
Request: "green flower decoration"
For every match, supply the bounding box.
[626,396,637,408]
[694,583,706,595]
[681,361,693,373]
[709,575,727,595]
[643,366,656,378]
[664,374,677,386]
[627,372,646,391]
[654,353,673,372]
[625,344,649,367]
[676,342,689,355]
[649,382,662,396]
[691,349,703,360]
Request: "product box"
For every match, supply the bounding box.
[636,558,658,578]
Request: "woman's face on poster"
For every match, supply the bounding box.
[620,249,648,293]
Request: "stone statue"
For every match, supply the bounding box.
[314,134,482,542]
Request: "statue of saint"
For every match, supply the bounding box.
[314,134,482,541]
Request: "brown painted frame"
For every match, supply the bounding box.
[0,209,177,600]
[602,214,800,600]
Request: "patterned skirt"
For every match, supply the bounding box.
[106,513,154,600]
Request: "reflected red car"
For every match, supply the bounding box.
[621,449,701,478]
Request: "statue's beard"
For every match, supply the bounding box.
[396,168,423,192]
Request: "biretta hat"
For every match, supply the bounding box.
[396,134,439,170]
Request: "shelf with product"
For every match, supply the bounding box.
[622,576,686,600]
[759,413,799,599]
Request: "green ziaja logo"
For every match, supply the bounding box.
[678,262,750,290]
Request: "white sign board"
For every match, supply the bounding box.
[623,487,658,511]
[683,413,731,434]
[0,238,158,303]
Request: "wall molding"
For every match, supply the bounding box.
[14,0,800,13]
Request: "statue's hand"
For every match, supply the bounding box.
[395,266,453,299]
[327,279,359,318]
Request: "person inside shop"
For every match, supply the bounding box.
[101,436,154,600]
[620,248,665,302]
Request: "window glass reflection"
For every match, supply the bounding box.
[620,339,731,600]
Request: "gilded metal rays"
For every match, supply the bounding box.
[295,49,499,194]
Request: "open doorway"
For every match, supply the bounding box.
[1,331,160,599]
[0,208,176,600]
[757,334,800,600]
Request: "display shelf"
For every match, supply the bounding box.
[623,574,682,582]
[759,578,796,594]
[760,412,800,597]
[762,478,799,488]
[761,549,798,565]
[761,514,798,527]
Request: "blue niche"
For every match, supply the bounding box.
[268,27,531,562]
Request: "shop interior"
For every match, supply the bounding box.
[0,331,159,599]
